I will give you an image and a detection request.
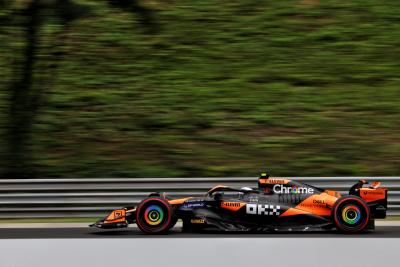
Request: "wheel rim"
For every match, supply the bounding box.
[341,205,361,225]
[144,205,164,226]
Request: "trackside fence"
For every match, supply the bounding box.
[0,177,399,218]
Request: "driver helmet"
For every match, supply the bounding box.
[258,171,271,192]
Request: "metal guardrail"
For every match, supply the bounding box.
[0,177,399,218]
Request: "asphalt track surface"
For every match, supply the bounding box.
[1,227,400,267]
[1,226,399,239]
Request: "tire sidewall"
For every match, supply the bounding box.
[136,197,173,234]
[332,196,370,233]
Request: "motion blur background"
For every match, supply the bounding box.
[1,0,400,178]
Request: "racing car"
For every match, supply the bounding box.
[90,173,388,234]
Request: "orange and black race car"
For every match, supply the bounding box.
[90,173,388,234]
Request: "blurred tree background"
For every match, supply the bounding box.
[1,0,400,178]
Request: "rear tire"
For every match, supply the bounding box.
[136,197,174,234]
[332,196,370,233]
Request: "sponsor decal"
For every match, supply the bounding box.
[299,203,314,209]
[259,179,288,184]
[363,191,384,196]
[313,200,325,205]
[220,201,246,211]
[246,204,281,216]
[267,179,285,184]
[221,202,242,208]
[249,197,258,202]
[181,201,205,208]
[191,219,205,224]
[273,184,314,194]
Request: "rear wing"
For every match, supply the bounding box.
[349,180,387,219]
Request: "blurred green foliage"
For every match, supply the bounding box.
[1,0,400,177]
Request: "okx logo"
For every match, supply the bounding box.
[246,204,281,216]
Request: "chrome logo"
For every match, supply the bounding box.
[273,184,314,194]
[342,205,361,225]
[144,205,164,225]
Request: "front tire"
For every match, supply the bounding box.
[332,196,370,233]
[136,197,174,234]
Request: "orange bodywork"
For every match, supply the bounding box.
[280,208,312,217]
[280,192,339,217]
[359,188,387,203]
[168,197,193,205]
[104,209,126,224]
[324,190,341,198]
[370,181,381,189]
